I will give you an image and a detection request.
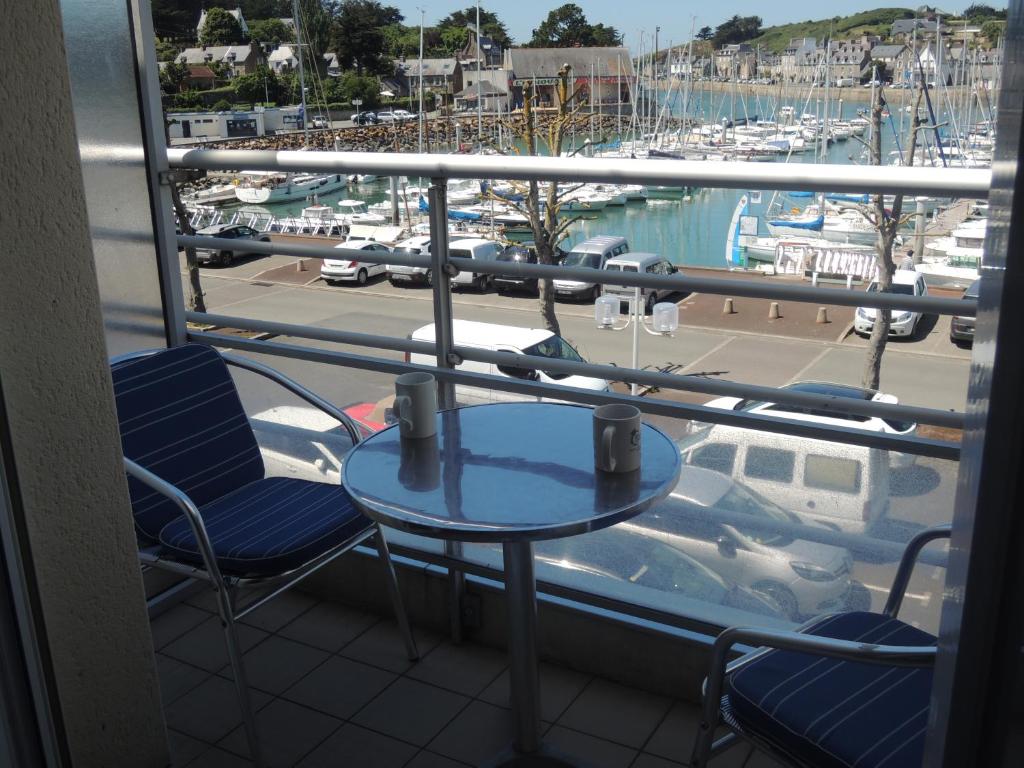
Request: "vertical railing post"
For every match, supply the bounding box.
[427,176,466,642]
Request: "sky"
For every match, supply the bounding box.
[387,2,1007,46]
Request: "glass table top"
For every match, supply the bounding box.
[342,402,681,542]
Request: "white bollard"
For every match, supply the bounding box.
[816,307,829,324]
[846,274,853,290]
[812,272,818,287]
[723,297,735,315]
[296,259,307,272]
[769,301,781,320]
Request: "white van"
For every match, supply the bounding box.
[408,320,610,404]
[448,238,503,291]
[602,252,678,313]
[677,423,890,534]
[553,235,630,301]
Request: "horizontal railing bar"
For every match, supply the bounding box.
[188,331,960,460]
[189,311,964,429]
[448,258,975,315]
[178,235,431,270]
[177,235,975,316]
[167,149,991,198]
[452,345,965,430]
[188,311,433,354]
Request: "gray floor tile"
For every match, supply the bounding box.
[156,654,210,708]
[185,589,220,614]
[428,700,515,766]
[407,640,507,697]
[167,729,207,767]
[237,590,319,633]
[164,675,272,744]
[478,662,591,723]
[219,698,342,767]
[283,655,397,720]
[278,600,381,653]
[220,635,331,695]
[644,701,701,763]
[557,678,673,749]
[188,746,254,768]
[162,615,268,672]
[544,726,638,768]
[405,752,472,768]
[644,702,747,767]
[296,723,418,768]
[744,750,785,768]
[340,620,442,674]
[151,604,211,650]
[631,754,685,768]
[352,677,469,747]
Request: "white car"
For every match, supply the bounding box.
[310,116,329,129]
[854,269,928,338]
[320,239,391,285]
[700,380,918,469]
[377,109,414,123]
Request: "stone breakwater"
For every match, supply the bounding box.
[201,112,659,154]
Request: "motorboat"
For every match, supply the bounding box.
[234,172,348,204]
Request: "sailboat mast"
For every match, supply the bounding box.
[418,7,424,154]
[293,0,308,147]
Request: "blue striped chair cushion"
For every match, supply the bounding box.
[726,612,935,768]
[111,344,265,541]
[158,476,371,576]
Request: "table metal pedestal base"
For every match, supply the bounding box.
[503,541,541,753]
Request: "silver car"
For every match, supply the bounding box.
[621,465,854,620]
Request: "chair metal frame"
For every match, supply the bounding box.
[690,524,952,768]
[115,348,418,768]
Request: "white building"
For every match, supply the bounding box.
[166,106,303,141]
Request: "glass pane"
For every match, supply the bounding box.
[744,446,796,482]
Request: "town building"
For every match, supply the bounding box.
[398,58,463,107]
[266,46,342,77]
[504,47,634,109]
[780,38,818,83]
[166,105,303,141]
[891,18,940,42]
[828,36,879,83]
[714,44,757,80]
[176,44,262,78]
[453,81,509,114]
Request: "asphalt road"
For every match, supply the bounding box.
[182,254,966,632]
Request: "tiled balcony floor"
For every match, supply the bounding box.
[153,589,783,768]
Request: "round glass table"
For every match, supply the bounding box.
[343,402,681,763]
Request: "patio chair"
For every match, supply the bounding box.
[110,343,418,767]
[691,524,951,768]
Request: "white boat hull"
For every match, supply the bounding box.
[235,174,348,204]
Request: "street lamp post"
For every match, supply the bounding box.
[476,1,483,145]
[595,293,679,396]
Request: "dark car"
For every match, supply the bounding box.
[353,111,378,125]
[493,245,539,295]
[193,224,270,267]
[950,278,980,344]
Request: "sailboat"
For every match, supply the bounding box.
[234,171,348,204]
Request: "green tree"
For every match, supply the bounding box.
[528,4,620,48]
[339,71,380,108]
[331,0,402,74]
[155,38,183,61]
[159,60,190,94]
[212,98,233,111]
[247,18,294,44]
[980,19,1006,47]
[712,15,762,48]
[696,26,713,41]
[198,7,245,45]
[232,65,281,104]
[436,7,512,49]
[964,4,1006,21]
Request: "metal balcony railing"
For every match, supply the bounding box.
[168,149,990,462]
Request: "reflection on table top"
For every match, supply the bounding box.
[342,402,681,542]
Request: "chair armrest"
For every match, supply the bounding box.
[122,458,228,589]
[221,352,364,446]
[884,523,952,617]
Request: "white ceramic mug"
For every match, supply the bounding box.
[394,372,437,439]
[593,404,642,473]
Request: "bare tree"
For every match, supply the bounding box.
[857,84,925,390]
[164,119,207,312]
[489,64,589,335]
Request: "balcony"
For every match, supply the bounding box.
[2,2,1022,768]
